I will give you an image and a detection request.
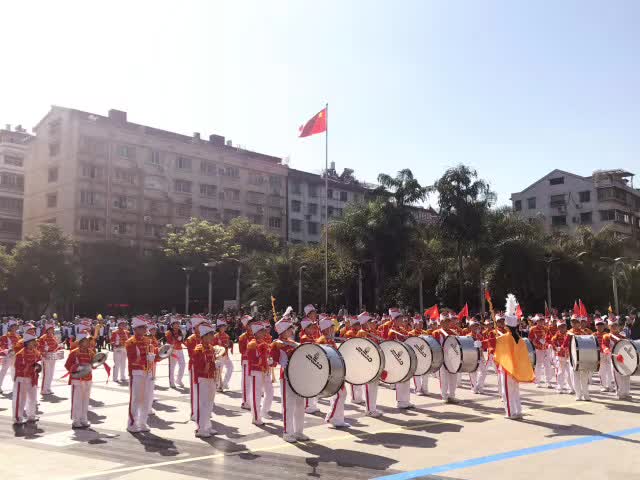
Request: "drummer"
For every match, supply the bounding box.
[186,315,206,420]
[603,319,631,399]
[12,331,42,425]
[594,317,614,392]
[238,314,256,410]
[247,322,274,426]
[64,331,95,428]
[432,313,459,403]
[300,308,321,414]
[191,322,220,438]
[551,320,572,393]
[387,308,415,409]
[408,314,430,396]
[213,317,233,392]
[565,315,591,401]
[356,312,383,417]
[529,315,553,389]
[165,317,186,388]
[343,316,365,405]
[37,321,60,396]
[466,319,486,394]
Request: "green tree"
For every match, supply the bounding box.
[164,218,239,267]
[376,169,429,208]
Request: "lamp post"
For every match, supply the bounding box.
[541,256,559,310]
[480,278,486,317]
[203,262,217,315]
[182,267,194,315]
[226,258,242,312]
[298,265,307,315]
[600,257,627,314]
[358,260,372,313]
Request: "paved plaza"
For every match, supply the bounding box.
[0,349,638,480]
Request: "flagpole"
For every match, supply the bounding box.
[324,102,329,309]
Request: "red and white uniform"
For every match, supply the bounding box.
[12,346,41,424]
[432,327,458,401]
[466,329,486,393]
[564,327,590,400]
[110,328,129,382]
[317,335,349,426]
[387,326,412,408]
[165,328,186,387]
[213,330,233,390]
[38,332,60,395]
[594,330,614,391]
[125,335,157,431]
[270,338,305,437]
[603,332,631,399]
[247,336,273,424]
[529,324,553,387]
[344,324,365,404]
[0,331,21,392]
[191,343,219,436]
[551,330,572,392]
[185,332,202,420]
[64,347,94,426]
[238,330,252,409]
[356,325,381,416]
[300,329,320,413]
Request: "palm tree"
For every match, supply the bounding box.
[375,169,429,208]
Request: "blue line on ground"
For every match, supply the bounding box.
[374,426,640,480]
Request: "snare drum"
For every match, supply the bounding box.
[443,335,480,373]
[286,343,345,398]
[570,335,600,372]
[522,338,537,368]
[379,340,418,384]
[612,339,640,376]
[404,335,443,375]
[338,337,384,385]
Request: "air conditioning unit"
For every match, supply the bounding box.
[143,215,151,223]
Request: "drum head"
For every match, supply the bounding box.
[286,344,331,398]
[612,340,639,376]
[405,336,431,376]
[379,341,414,384]
[338,338,383,385]
[443,336,462,373]
[570,336,578,370]
[71,364,92,379]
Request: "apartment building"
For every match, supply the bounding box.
[287,164,370,244]
[510,168,640,237]
[0,125,31,247]
[23,107,288,251]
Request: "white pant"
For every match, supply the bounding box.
[599,355,614,390]
[413,373,430,394]
[190,365,197,420]
[71,380,91,424]
[349,384,364,403]
[613,370,631,398]
[217,355,233,389]
[128,372,154,428]
[326,385,346,424]
[169,349,185,386]
[196,378,216,434]
[439,366,458,400]
[281,378,305,435]
[250,371,273,423]
[241,360,250,407]
[535,349,554,385]
[365,380,379,413]
[305,395,318,411]
[476,353,494,392]
[470,359,486,393]
[501,370,521,418]
[113,348,127,381]
[41,358,56,394]
[0,355,15,391]
[555,357,572,391]
[13,377,37,423]
[571,369,591,400]
[395,380,411,406]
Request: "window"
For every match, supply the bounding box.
[246,191,265,204]
[223,209,241,222]
[199,184,217,197]
[49,143,60,156]
[144,224,162,237]
[291,182,301,194]
[200,160,217,176]
[117,145,134,159]
[79,136,107,155]
[308,203,318,215]
[199,206,220,221]
[174,180,192,193]
[4,155,23,166]
[550,194,565,207]
[0,220,20,234]
[80,191,98,205]
[336,208,343,217]
[579,191,591,203]
[616,210,631,224]
[291,219,302,232]
[81,164,104,180]
[308,222,319,235]
[0,197,22,212]
[248,214,263,224]
[291,200,301,212]
[269,176,282,187]
[514,200,522,211]
[269,217,282,229]
[551,215,566,226]
[527,197,536,209]
[149,151,161,165]
[327,189,333,199]
[48,119,61,136]
[113,195,135,210]
[580,212,592,224]
[599,209,615,221]
[113,222,131,235]
[224,166,240,178]
[549,177,564,185]
[224,188,240,201]
[339,191,348,202]
[309,185,319,198]
[328,206,335,217]
[0,173,24,191]
[176,156,192,170]
[114,169,136,185]
[597,187,627,204]
[48,167,58,183]
[176,204,192,217]
[248,172,264,185]
[46,193,57,208]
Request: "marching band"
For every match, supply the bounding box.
[0,296,638,443]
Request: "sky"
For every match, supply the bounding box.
[1,0,639,205]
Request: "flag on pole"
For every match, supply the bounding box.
[573,301,580,317]
[578,299,587,317]
[424,304,440,320]
[298,108,327,137]
[608,304,613,314]
[457,303,469,320]
[544,301,550,318]
[516,304,523,320]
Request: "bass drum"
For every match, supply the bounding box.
[338,337,384,385]
[443,335,480,373]
[286,343,345,398]
[570,335,600,372]
[522,338,537,368]
[612,339,640,376]
[379,340,418,384]
[404,335,443,375]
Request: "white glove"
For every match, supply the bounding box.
[539,339,545,345]
[215,360,222,368]
[473,340,482,348]
[268,357,274,366]
[146,354,156,361]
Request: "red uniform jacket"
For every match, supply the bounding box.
[125,335,156,375]
[64,348,95,383]
[38,333,60,356]
[165,329,184,350]
[247,338,270,374]
[14,347,42,385]
[111,329,129,348]
[270,339,297,379]
[191,343,218,381]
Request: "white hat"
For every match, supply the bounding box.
[357,312,371,325]
[439,313,448,321]
[608,319,618,326]
[389,308,402,319]
[76,332,90,341]
[45,322,55,330]
[557,320,566,327]
[468,319,478,326]
[8,319,17,327]
[199,323,216,336]
[240,315,253,327]
[495,314,505,321]
[132,317,147,329]
[595,318,605,325]
[170,317,181,325]
[283,306,294,318]
[117,318,128,326]
[303,304,316,316]
[275,319,293,335]
[216,318,227,327]
[148,323,157,330]
[250,322,267,334]
[533,315,543,322]
[300,318,315,330]
[23,332,37,343]
[413,316,423,324]
[505,314,518,328]
[191,316,206,328]
[570,314,578,321]
[319,317,334,332]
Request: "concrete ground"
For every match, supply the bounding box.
[0,348,638,480]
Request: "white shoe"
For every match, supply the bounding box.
[415,391,426,396]
[27,416,39,422]
[195,431,211,438]
[366,410,382,418]
[329,420,351,428]
[252,420,264,426]
[600,387,609,393]
[305,407,320,414]
[81,421,91,428]
[295,433,310,441]
[546,384,554,389]
[177,381,185,387]
[352,400,365,405]
[398,403,415,409]
[139,424,150,432]
[536,383,544,388]
[14,419,26,425]
[283,434,297,443]
[240,404,251,410]
[127,426,140,433]
[72,421,84,429]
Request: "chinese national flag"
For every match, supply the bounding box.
[457,303,469,320]
[299,108,327,137]
[424,304,440,320]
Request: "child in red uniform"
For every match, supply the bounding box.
[65,332,95,428]
[191,323,220,437]
[12,332,42,425]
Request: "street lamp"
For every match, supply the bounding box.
[358,259,372,313]
[226,258,242,312]
[600,257,627,315]
[298,265,307,316]
[203,262,218,315]
[541,256,559,310]
[182,266,194,315]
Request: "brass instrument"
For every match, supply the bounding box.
[273,338,300,348]
[91,352,108,368]
[158,344,173,360]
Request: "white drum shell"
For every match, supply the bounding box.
[443,336,480,373]
[286,344,345,398]
[338,337,384,385]
[405,335,443,375]
[612,339,640,376]
[522,338,537,368]
[570,335,600,372]
[380,340,418,384]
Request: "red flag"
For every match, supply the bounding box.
[457,303,469,320]
[573,301,580,317]
[579,299,587,317]
[516,304,523,319]
[544,301,550,318]
[299,108,327,137]
[424,304,440,320]
[484,290,492,302]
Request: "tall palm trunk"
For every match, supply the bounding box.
[458,240,464,307]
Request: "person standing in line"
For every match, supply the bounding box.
[111,319,130,383]
[64,332,95,428]
[12,331,42,425]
